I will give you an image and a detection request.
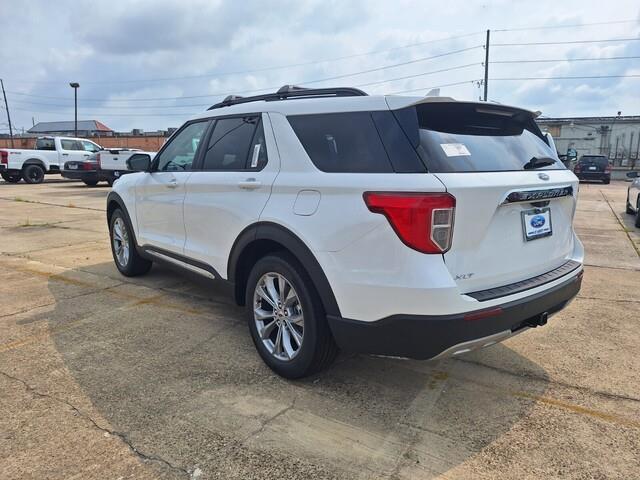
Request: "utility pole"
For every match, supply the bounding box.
[0,79,15,148]
[483,29,490,101]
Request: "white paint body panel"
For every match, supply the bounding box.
[111,94,584,324]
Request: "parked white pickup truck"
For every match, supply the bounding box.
[97,148,156,183]
[0,136,102,184]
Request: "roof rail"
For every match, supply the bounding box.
[207,85,367,110]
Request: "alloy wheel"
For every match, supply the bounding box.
[112,217,130,267]
[253,272,304,361]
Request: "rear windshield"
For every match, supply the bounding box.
[579,156,608,167]
[35,138,55,150]
[393,103,565,173]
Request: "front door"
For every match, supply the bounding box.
[135,120,210,254]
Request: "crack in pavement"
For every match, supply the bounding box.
[600,190,640,258]
[241,396,298,444]
[0,369,193,479]
[0,196,105,212]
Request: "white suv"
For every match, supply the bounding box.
[107,86,584,378]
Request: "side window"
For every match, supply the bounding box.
[36,138,55,150]
[287,112,393,173]
[201,116,261,170]
[61,139,85,150]
[82,141,100,152]
[155,121,209,172]
[248,120,268,170]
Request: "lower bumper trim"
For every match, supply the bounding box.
[327,269,582,360]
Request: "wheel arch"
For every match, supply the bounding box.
[228,222,341,318]
[106,191,140,248]
[22,158,47,169]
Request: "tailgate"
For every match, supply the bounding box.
[436,170,578,293]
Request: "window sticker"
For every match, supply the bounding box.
[251,144,261,168]
[440,143,471,157]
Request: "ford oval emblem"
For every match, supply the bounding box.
[538,173,550,181]
[530,215,546,228]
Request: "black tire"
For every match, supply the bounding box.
[1,172,21,183]
[627,194,635,215]
[22,164,45,184]
[109,208,152,276]
[636,200,640,228]
[83,179,99,186]
[603,178,610,185]
[107,178,114,187]
[246,252,338,379]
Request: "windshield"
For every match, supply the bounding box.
[394,103,565,173]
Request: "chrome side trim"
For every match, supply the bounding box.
[145,250,216,280]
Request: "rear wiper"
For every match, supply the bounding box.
[523,156,556,170]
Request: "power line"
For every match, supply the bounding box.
[5,45,483,103]
[8,106,197,117]
[388,79,480,95]
[7,63,483,110]
[491,74,640,80]
[493,37,640,47]
[490,55,640,64]
[4,31,484,86]
[493,19,638,32]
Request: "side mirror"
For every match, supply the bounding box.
[127,153,152,172]
[626,171,639,179]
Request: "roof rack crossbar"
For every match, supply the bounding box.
[207,85,367,110]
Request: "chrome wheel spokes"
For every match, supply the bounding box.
[253,272,304,361]
[112,217,130,267]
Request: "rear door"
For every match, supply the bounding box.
[135,120,210,254]
[183,113,279,276]
[393,101,578,293]
[58,139,88,167]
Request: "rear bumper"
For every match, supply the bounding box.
[327,268,582,360]
[576,172,610,182]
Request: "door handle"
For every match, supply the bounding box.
[167,179,178,189]
[238,178,261,190]
[62,153,69,156]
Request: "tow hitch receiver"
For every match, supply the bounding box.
[526,312,548,328]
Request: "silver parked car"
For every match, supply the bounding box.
[626,172,640,228]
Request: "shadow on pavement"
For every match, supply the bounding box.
[42,260,549,479]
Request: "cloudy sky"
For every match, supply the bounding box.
[1,0,639,133]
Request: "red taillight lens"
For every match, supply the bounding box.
[0,150,7,165]
[363,192,456,253]
[605,163,611,173]
[96,153,101,169]
[574,164,581,173]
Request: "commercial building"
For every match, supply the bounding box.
[537,115,640,169]
[28,120,114,137]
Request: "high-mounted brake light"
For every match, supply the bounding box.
[0,150,8,165]
[363,192,456,253]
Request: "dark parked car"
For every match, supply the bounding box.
[574,155,611,184]
[61,155,114,186]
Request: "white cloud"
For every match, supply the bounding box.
[0,0,639,132]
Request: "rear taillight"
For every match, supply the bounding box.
[96,153,101,169]
[0,150,7,165]
[574,164,581,173]
[363,192,456,253]
[605,163,611,173]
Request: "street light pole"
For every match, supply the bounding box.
[69,82,79,137]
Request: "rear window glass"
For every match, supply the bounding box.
[579,156,608,167]
[394,103,565,173]
[288,112,393,173]
[35,138,55,150]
